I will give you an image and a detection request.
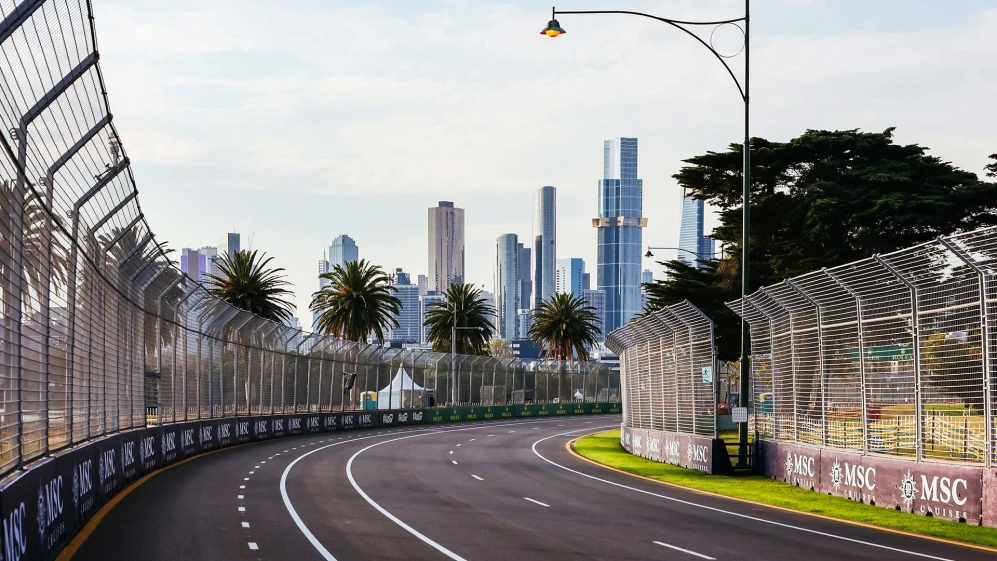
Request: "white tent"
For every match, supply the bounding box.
[377,365,424,410]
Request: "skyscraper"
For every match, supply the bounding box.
[583,289,607,342]
[329,234,359,269]
[595,137,646,335]
[516,309,533,339]
[388,268,421,345]
[517,243,532,311]
[533,186,556,308]
[582,272,591,291]
[429,201,465,293]
[495,234,520,340]
[678,187,712,268]
[420,292,446,344]
[417,274,429,296]
[555,258,585,299]
[220,232,240,258]
[642,269,653,285]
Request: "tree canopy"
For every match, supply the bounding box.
[645,128,997,359]
[310,259,401,343]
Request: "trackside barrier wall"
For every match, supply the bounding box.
[606,301,731,474]
[728,226,997,525]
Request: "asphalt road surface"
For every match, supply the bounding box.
[71,416,992,561]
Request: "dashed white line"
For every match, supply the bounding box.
[238,506,246,512]
[254,465,260,469]
[508,430,515,433]
[449,450,454,454]
[249,471,255,475]
[239,485,245,489]
[243,477,250,481]
[456,444,461,447]
[261,461,266,464]
[487,434,494,437]
[524,497,550,507]
[248,542,259,551]
[653,541,715,560]
[238,494,244,499]
[471,475,484,481]
[469,438,475,441]
[451,460,458,465]
[241,521,250,528]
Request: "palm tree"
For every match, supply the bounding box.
[424,283,494,355]
[528,292,600,361]
[204,249,295,323]
[310,259,401,343]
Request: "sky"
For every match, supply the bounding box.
[91,0,997,328]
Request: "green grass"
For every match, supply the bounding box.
[573,430,997,549]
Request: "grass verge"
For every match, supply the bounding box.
[573,429,997,549]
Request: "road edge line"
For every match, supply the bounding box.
[565,433,997,555]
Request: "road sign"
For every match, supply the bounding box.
[701,366,713,384]
[732,407,748,423]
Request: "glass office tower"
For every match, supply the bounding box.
[533,186,556,308]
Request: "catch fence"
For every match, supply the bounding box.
[0,0,617,481]
[607,300,717,437]
[728,227,997,465]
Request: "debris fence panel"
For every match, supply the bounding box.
[607,301,718,437]
[729,227,997,465]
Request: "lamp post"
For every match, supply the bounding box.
[543,2,752,462]
[644,246,709,261]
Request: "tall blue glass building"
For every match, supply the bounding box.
[533,186,556,308]
[595,137,646,335]
[678,188,713,267]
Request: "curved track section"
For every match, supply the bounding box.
[71,416,991,561]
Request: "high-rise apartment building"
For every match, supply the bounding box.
[388,268,421,345]
[582,272,591,291]
[181,246,219,282]
[428,201,465,293]
[595,137,646,335]
[533,186,556,308]
[582,289,607,342]
[417,274,429,296]
[420,292,446,344]
[555,258,585,299]
[495,234,520,340]
[678,188,713,268]
[480,290,497,332]
[516,308,533,339]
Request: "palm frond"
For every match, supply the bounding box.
[527,292,600,361]
[205,249,295,323]
[309,259,401,343]
[423,283,495,355]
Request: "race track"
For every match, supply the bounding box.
[70,416,991,561]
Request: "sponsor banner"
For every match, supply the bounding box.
[270,416,287,439]
[322,413,341,432]
[178,422,200,459]
[410,410,426,424]
[198,420,218,453]
[306,414,323,433]
[288,414,306,436]
[554,403,571,416]
[761,440,984,524]
[572,402,586,415]
[357,412,377,429]
[159,425,182,467]
[251,417,271,441]
[0,459,69,561]
[341,412,358,431]
[645,431,663,462]
[621,426,632,453]
[235,418,252,444]
[608,403,622,414]
[379,410,398,427]
[621,429,723,474]
[118,430,141,485]
[53,446,97,535]
[537,404,552,417]
[983,469,997,527]
[138,426,162,475]
[465,407,484,421]
[629,429,649,459]
[518,404,538,418]
[217,418,236,448]
[93,435,123,507]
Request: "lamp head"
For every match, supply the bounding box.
[645,250,653,258]
[541,19,566,37]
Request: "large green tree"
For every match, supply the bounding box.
[423,283,494,355]
[529,292,601,361]
[310,259,401,343]
[645,128,997,359]
[205,249,295,323]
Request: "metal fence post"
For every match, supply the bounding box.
[874,255,923,462]
[786,279,827,447]
[825,269,869,453]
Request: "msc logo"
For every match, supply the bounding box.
[273,418,284,432]
[139,437,155,462]
[647,437,660,454]
[688,443,708,464]
[359,414,372,425]
[830,459,876,492]
[785,452,815,480]
[199,425,214,445]
[161,432,177,455]
[254,420,268,434]
[3,502,27,561]
[237,422,250,437]
[324,415,338,429]
[343,415,355,426]
[121,441,136,472]
[632,434,642,453]
[308,417,320,429]
[99,449,116,483]
[219,423,232,439]
[289,417,302,431]
[73,459,93,508]
[663,440,680,459]
[181,429,195,449]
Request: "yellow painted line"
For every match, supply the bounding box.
[56,442,254,561]
[566,433,997,555]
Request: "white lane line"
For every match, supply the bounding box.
[469,438,475,441]
[452,460,458,465]
[255,465,260,468]
[249,471,255,474]
[487,434,494,437]
[524,497,550,508]
[508,430,515,433]
[261,461,266,464]
[248,542,259,550]
[653,541,715,560]
[532,427,539,430]
[242,521,250,528]
[243,477,249,481]
[530,429,956,561]
[456,444,461,447]
[471,475,483,481]
[238,506,246,512]
[238,494,244,499]
[449,450,454,454]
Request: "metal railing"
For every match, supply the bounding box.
[0,0,619,480]
[728,227,997,465]
[606,300,717,437]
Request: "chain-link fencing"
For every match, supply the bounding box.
[729,227,997,465]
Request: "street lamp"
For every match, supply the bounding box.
[543,2,752,462]
[644,246,708,260]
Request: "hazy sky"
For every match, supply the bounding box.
[92,0,997,327]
